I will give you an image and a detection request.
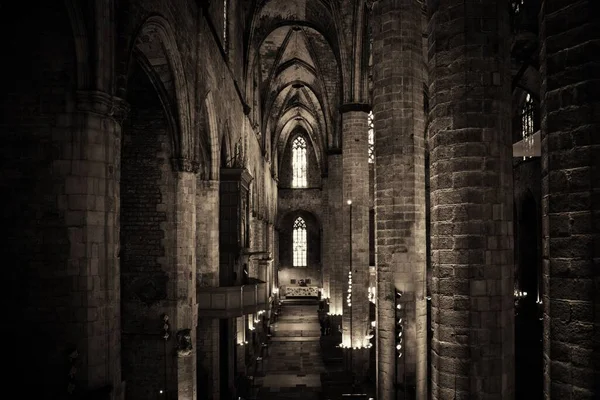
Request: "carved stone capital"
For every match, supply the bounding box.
[171,157,200,173]
[76,90,130,123]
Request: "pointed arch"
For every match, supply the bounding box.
[64,0,90,89]
[205,91,220,179]
[128,15,193,163]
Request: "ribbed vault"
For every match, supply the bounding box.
[247,0,345,177]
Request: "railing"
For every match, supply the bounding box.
[197,280,268,318]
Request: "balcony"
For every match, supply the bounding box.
[197,279,269,318]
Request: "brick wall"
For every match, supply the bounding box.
[120,61,175,399]
[539,1,600,398]
[428,1,515,398]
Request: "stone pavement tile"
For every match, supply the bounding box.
[256,302,345,399]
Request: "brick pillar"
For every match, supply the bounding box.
[170,166,198,400]
[341,106,371,380]
[196,180,219,399]
[428,1,514,399]
[539,1,600,398]
[71,91,128,399]
[327,152,344,316]
[372,1,427,398]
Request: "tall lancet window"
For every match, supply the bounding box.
[521,92,535,160]
[292,136,307,188]
[293,217,307,267]
[368,110,375,164]
[223,0,229,53]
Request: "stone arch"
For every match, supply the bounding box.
[127,15,193,164]
[276,209,322,285]
[247,0,348,98]
[276,208,323,231]
[205,91,220,179]
[220,121,233,168]
[275,116,324,181]
[64,0,90,89]
[265,81,331,154]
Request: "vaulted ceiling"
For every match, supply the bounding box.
[247,0,348,176]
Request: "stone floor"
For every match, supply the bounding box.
[252,299,342,399]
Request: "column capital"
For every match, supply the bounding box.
[339,103,371,114]
[75,90,129,123]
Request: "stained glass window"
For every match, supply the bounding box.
[521,92,534,160]
[293,217,307,267]
[223,0,229,53]
[292,136,307,187]
[368,111,374,164]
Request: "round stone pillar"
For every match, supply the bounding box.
[372,1,427,399]
[341,105,371,381]
[327,152,345,316]
[428,1,514,399]
[539,1,600,398]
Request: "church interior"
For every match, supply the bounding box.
[3,0,598,399]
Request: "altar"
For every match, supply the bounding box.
[284,285,320,298]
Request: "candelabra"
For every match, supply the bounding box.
[395,290,406,399]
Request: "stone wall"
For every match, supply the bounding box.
[120,60,174,399]
[2,3,124,397]
[277,210,322,286]
[428,1,515,399]
[278,131,323,188]
[539,1,600,398]
[2,1,278,399]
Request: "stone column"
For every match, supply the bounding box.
[266,222,276,295]
[322,175,332,300]
[170,163,198,400]
[67,91,128,399]
[341,106,371,380]
[539,1,600,398]
[327,152,344,317]
[196,179,220,399]
[428,1,514,399]
[372,1,427,398]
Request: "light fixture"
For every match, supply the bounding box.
[396,290,404,359]
[371,321,376,327]
[347,199,352,205]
